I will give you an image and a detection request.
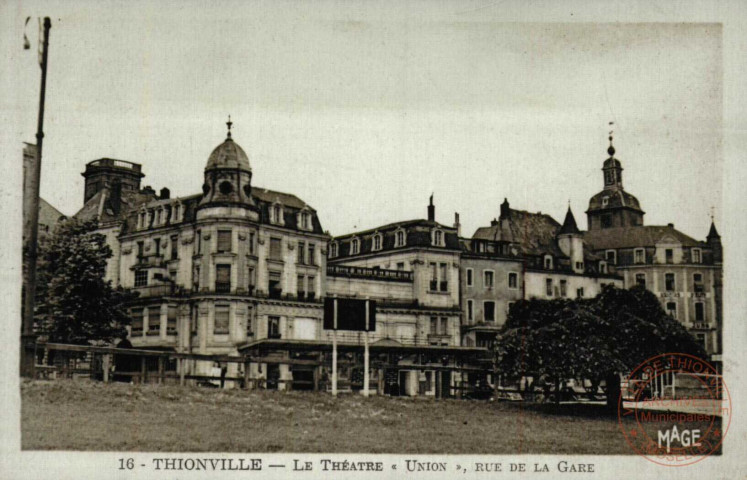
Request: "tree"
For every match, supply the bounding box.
[35,218,134,345]
[495,285,705,411]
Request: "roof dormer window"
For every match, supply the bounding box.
[432,229,444,247]
[270,202,284,225]
[329,242,338,258]
[137,208,147,230]
[350,237,360,255]
[544,255,553,270]
[171,202,182,223]
[372,233,383,251]
[602,196,609,207]
[394,228,406,248]
[297,208,312,231]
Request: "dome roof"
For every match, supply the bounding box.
[206,138,251,171]
[603,157,622,169]
[587,188,643,213]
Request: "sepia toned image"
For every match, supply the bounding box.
[2,1,745,479]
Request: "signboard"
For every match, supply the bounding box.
[323,297,376,331]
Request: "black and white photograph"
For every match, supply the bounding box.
[2,1,746,478]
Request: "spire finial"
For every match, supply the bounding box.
[607,121,615,157]
[226,115,233,139]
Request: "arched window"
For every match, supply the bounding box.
[395,229,406,248]
[329,242,338,258]
[351,238,360,255]
[373,233,382,251]
[432,229,444,246]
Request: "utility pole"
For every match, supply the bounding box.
[21,17,51,378]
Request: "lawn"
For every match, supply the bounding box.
[20,379,713,454]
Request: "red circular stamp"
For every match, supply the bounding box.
[618,353,731,466]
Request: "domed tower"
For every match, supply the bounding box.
[197,117,257,218]
[586,133,645,230]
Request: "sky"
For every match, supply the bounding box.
[3,1,724,240]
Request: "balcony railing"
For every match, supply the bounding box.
[135,255,166,268]
[131,284,174,298]
[327,265,413,282]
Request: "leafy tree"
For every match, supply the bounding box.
[495,285,705,411]
[35,218,134,345]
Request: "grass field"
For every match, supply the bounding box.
[20,379,717,454]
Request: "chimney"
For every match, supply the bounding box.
[142,185,155,195]
[454,212,461,237]
[160,187,170,200]
[427,194,435,222]
[500,198,510,219]
[667,223,674,229]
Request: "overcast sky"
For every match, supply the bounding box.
[5,2,723,240]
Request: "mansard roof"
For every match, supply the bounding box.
[330,219,460,258]
[583,225,706,250]
[587,188,644,214]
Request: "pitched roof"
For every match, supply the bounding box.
[472,208,564,257]
[558,207,580,235]
[583,225,706,250]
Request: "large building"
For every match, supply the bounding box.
[75,122,330,389]
[582,139,723,361]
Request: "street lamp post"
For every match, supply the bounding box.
[21,17,51,378]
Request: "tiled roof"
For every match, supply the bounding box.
[331,219,460,258]
[583,225,705,250]
[472,208,564,257]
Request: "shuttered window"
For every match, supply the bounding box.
[217,230,232,253]
[269,237,282,260]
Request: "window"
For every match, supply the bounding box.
[483,270,494,288]
[692,248,702,264]
[215,264,231,293]
[131,308,144,334]
[440,317,448,335]
[267,317,280,338]
[299,211,311,230]
[606,250,616,265]
[373,234,382,251]
[665,249,674,264]
[271,204,283,225]
[576,287,584,298]
[602,196,609,206]
[246,266,255,292]
[693,273,704,293]
[467,300,474,321]
[634,248,645,264]
[433,229,443,246]
[297,275,305,299]
[695,302,705,322]
[605,170,614,185]
[430,316,438,334]
[172,204,181,223]
[134,270,147,287]
[217,230,232,253]
[439,263,448,292]
[214,305,230,334]
[575,262,584,270]
[466,268,473,287]
[429,263,438,291]
[665,273,675,291]
[544,256,553,270]
[196,230,202,255]
[396,262,405,271]
[329,242,338,258]
[636,273,646,288]
[248,231,255,255]
[147,307,160,335]
[268,271,282,298]
[246,311,253,336]
[167,305,177,334]
[297,242,306,264]
[170,235,178,260]
[307,244,315,266]
[154,238,161,257]
[269,237,282,260]
[599,261,608,274]
[484,301,496,322]
[601,214,612,229]
[666,302,677,318]
[696,333,706,350]
[350,238,360,255]
[307,275,316,300]
[137,241,144,260]
[546,278,553,297]
[395,230,405,247]
[560,280,567,297]
[508,272,518,289]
